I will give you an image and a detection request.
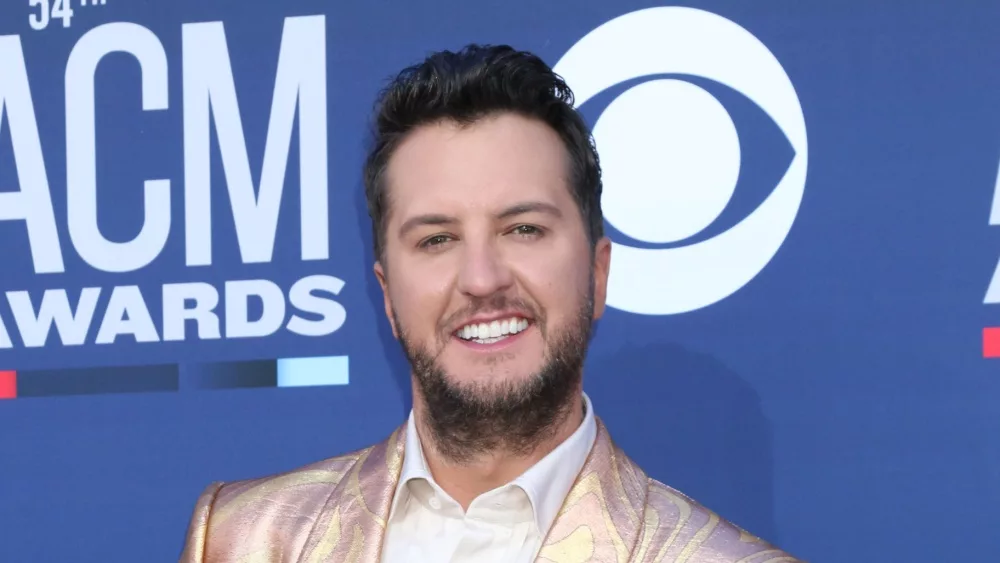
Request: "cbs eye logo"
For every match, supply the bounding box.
[554,7,808,316]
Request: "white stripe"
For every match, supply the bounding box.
[276,356,349,387]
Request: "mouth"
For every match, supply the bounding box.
[453,316,532,346]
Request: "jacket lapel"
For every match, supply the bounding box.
[291,417,647,563]
[295,425,406,563]
[536,418,647,563]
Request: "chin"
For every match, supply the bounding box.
[442,363,539,392]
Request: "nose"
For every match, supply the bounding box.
[456,237,514,298]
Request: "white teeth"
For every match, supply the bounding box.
[456,316,531,341]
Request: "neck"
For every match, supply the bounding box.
[412,389,584,510]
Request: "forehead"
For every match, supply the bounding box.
[384,113,572,218]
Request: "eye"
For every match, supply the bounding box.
[508,224,543,238]
[418,234,453,249]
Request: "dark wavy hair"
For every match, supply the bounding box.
[362,44,604,261]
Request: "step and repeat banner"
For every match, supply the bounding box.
[1,0,998,561]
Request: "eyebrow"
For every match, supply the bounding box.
[497,201,563,221]
[397,201,563,239]
[398,213,457,239]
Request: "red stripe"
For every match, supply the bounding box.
[0,371,15,399]
[984,328,1000,358]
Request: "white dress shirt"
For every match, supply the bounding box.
[378,393,598,563]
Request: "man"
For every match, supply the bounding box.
[180,44,802,563]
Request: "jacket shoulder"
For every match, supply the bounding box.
[635,478,804,562]
[213,446,367,508]
[179,445,374,562]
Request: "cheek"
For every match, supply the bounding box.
[388,260,454,332]
[513,243,591,313]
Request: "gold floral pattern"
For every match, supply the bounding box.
[180,421,803,563]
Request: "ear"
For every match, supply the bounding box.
[591,236,612,321]
[373,260,399,339]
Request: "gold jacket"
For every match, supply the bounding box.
[180,419,802,562]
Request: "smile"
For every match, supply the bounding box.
[454,316,531,345]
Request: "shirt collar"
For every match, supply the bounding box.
[387,393,598,537]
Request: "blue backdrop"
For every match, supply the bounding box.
[1,1,998,561]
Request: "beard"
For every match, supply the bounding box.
[394,289,595,464]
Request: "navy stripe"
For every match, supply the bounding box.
[16,364,179,398]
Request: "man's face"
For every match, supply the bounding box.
[374,112,610,419]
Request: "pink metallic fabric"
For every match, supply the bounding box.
[180,419,803,562]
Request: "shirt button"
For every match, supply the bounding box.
[428,496,441,510]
